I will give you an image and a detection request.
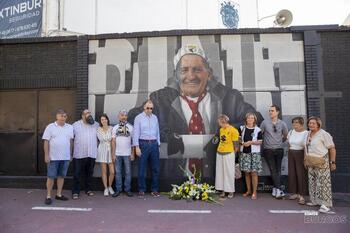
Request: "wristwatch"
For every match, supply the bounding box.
[329,161,336,165]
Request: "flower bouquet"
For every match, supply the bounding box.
[167,165,221,204]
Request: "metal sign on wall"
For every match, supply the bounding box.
[0,0,42,39]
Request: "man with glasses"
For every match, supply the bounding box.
[133,100,161,197]
[72,109,99,199]
[260,105,288,199]
[42,109,74,205]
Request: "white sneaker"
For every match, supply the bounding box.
[272,188,277,197]
[108,187,115,195]
[306,202,318,206]
[275,189,286,199]
[104,188,109,197]
[319,205,335,214]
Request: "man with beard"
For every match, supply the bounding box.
[72,109,99,199]
[128,44,263,178]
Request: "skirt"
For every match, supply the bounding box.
[239,152,262,173]
[308,155,333,207]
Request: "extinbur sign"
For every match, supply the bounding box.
[0,0,42,39]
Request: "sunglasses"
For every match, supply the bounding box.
[146,107,153,110]
[273,124,277,132]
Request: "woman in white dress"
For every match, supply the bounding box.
[96,114,115,196]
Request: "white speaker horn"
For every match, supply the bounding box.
[274,9,293,27]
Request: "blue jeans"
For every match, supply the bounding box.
[115,156,131,192]
[47,160,70,179]
[138,140,160,192]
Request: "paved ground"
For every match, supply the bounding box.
[0,188,349,233]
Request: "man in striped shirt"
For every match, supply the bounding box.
[42,109,74,205]
[72,109,99,199]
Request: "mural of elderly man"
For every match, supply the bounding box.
[129,44,263,178]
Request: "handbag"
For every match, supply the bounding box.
[235,163,242,179]
[304,153,326,168]
[304,132,327,169]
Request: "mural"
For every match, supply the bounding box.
[88,33,306,180]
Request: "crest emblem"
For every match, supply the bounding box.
[220,1,239,29]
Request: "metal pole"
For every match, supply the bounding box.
[256,0,259,27]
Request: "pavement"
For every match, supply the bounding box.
[0,188,349,233]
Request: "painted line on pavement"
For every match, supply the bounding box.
[32,206,92,212]
[269,210,318,216]
[148,209,212,214]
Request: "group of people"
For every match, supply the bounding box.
[42,100,161,206]
[215,105,337,214]
[42,43,336,215]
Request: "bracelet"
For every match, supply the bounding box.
[329,161,336,165]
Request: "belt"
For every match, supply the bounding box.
[139,139,157,143]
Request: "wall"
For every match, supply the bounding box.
[1,27,349,192]
[88,31,306,189]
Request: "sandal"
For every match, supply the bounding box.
[86,191,94,196]
[251,193,257,200]
[298,196,305,205]
[219,192,226,198]
[227,193,234,199]
[243,192,251,197]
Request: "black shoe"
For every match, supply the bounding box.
[126,192,133,197]
[45,198,52,205]
[112,191,120,198]
[55,195,69,201]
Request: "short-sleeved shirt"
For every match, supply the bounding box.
[217,125,239,153]
[260,119,288,149]
[287,129,308,150]
[42,122,74,161]
[307,129,335,156]
[73,120,99,159]
[112,122,134,156]
[238,126,263,153]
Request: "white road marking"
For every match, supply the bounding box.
[32,206,92,212]
[148,209,212,214]
[269,210,318,216]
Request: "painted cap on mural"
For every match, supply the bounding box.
[173,44,206,67]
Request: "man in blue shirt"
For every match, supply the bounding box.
[133,100,161,197]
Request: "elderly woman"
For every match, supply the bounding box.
[305,116,336,214]
[287,117,308,205]
[238,112,263,200]
[215,114,240,199]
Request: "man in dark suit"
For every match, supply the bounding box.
[129,44,263,179]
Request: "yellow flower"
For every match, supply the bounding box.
[203,183,209,190]
[202,192,208,201]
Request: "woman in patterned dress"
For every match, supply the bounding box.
[306,116,336,214]
[238,112,263,200]
[96,114,115,197]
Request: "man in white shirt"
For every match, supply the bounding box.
[42,109,74,205]
[111,109,134,197]
[72,109,99,199]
